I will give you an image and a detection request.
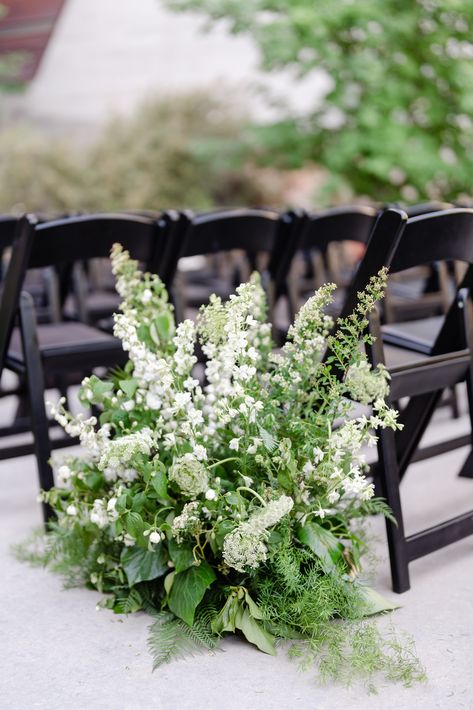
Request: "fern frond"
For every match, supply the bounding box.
[113,588,143,614]
[147,611,219,670]
[357,498,397,525]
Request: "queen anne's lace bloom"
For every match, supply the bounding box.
[223,495,294,572]
[98,428,155,477]
[345,360,390,405]
[168,454,209,497]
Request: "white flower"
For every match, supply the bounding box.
[146,391,162,410]
[149,531,161,544]
[141,288,152,304]
[247,437,262,455]
[173,392,191,411]
[193,444,208,461]
[223,495,293,572]
[90,499,108,528]
[123,534,136,547]
[168,454,209,497]
[302,461,315,476]
[229,438,240,451]
[171,501,200,542]
[107,497,117,512]
[205,488,217,501]
[66,504,77,516]
[58,465,72,483]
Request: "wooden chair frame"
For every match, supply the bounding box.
[338,208,473,592]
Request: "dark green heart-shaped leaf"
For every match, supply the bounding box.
[168,561,216,626]
[121,544,168,586]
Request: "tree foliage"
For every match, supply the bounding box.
[165,0,473,203]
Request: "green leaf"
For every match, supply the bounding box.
[164,571,175,595]
[119,378,138,399]
[88,375,114,401]
[235,606,276,656]
[168,539,195,574]
[296,521,344,570]
[359,586,400,616]
[125,511,145,539]
[155,312,175,341]
[151,470,170,500]
[211,592,241,635]
[131,492,148,512]
[244,590,264,620]
[168,561,216,626]
[121,544,168,586]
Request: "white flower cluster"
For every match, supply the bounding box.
[223,495,294,572]
[345,360,390,405]
[199,275,271,441]
[168,454,209,497]
[171,501,201,543]
[48,398,111,458]
[98,427,155,482]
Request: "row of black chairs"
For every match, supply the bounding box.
[1,203,472,592]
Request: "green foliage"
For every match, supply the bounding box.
[17,250,423,688]
[165,0,473,203]
[121,545,169,586]
[0,92,283,213]
[168,562,216,626]
[250,531,424,688]
[148,610,218,669]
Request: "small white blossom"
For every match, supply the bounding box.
[229,438,240,451]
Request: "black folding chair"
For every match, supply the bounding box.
[0,213,176,521]
[338,208,473,592]
[270,206,378,333]
[160,208,302,324]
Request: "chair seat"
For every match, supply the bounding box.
[64,291,122,322]
[381,316,443,355]
[7,322,124,372]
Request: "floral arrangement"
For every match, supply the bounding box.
[23,245,424,687]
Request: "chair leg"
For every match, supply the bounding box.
[458,289,473,478]
[19,292,55,525]
[376,422,411,593]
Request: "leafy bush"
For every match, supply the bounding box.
[165,0,473,204]
[0,92,283,214]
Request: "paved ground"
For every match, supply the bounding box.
[1,391,473,710]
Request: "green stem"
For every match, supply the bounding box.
[236,486,266,506]
[208,457,239,469]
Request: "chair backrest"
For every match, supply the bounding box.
[160,207,301,291]
[0,212,177,373]
[300,205,379,252]
[389,209,473,274]
[0,216,18,252]
[402,201,454,218]
[339,208,473,352]
[28,213,168,269]
[180,208,281,257]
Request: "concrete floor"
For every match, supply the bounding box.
[1,395,473,710]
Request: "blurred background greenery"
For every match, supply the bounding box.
[0,0,472,212]
[165,0,473,205]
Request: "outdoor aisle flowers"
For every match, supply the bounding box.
[23,244,424,687]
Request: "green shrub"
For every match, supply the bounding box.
[0,92,284,214]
